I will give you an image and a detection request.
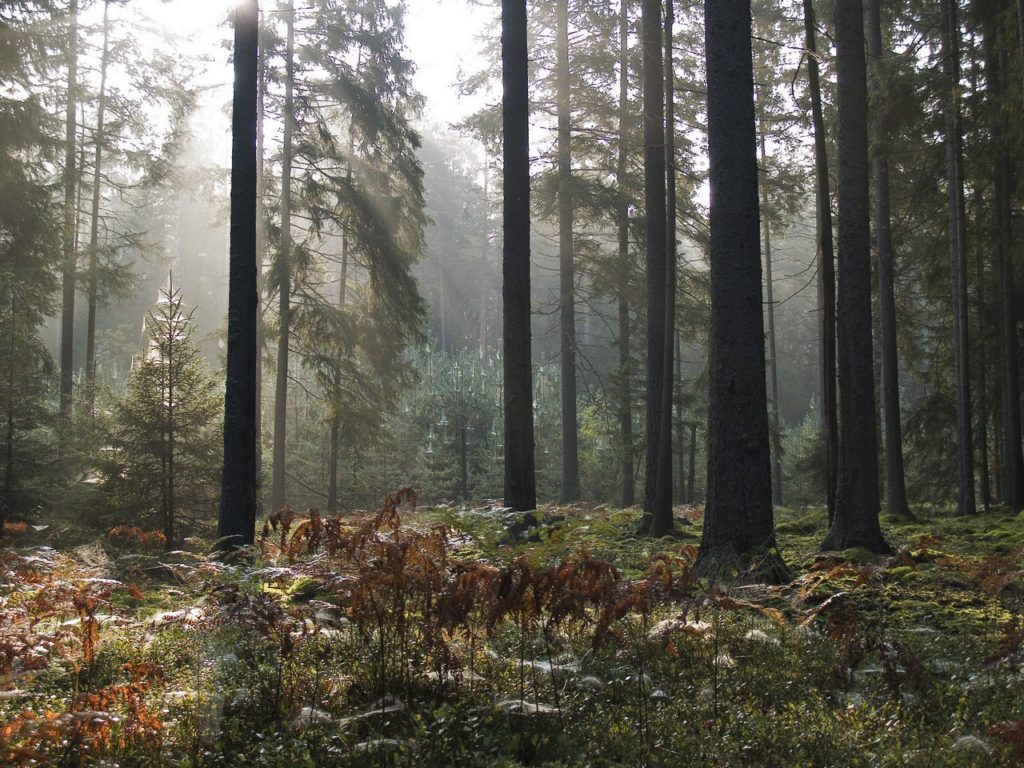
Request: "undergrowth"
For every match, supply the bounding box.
[1,495,1023,766]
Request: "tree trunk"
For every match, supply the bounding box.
[166,292,175,550]
[866,0,911,518]
[479,157,490,358]
[217,0,259,550]
[556,0,579,503]
[803,0,838,522]
[698,0,775,570]
[674,333,685,504]
[327,227,349,514]
[3,290,14,535]
[639,0,669,534]
[687,422,696,503]
[502,0,537,511]
[84,0,110,416]
[59,0,79,425]
[986,12,1024,512]
[616,0,634,508]
[759,130,783,507]
[942,0,976,517]
[255,18,266,491]
[271,0,294,514]
[824,0,889,553]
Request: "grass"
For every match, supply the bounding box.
[1,499,1023,766]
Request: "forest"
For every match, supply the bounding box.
[2,0,1024,764]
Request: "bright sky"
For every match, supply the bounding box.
[136,0,491,134]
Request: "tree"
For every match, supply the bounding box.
[697,0,774,570]
[982,2,1023,513]
[110,283,221,548]
[941,0,975,517]
[502,0,537,511]
[270,0,294,514]
[59,0,78,425]
[865,0,911,518]
[218,0,259,550]
[639,0,670,536]
[802,0,838,522]
[823,0,889,552]
[555,0,579,503]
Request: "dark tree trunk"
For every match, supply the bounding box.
[556,0,579,503]
[84,0,110,416]
[218,0,259,550]
[686,422,696,504]
[698,0,775,570]
[616,0,634,508]
[823,0,889,553]
[942,0,976,517]
[327,228,349,514]
[986,12,1024,512]
[653,0,677,531]
[255,21,266,491]
[674,333,685,504]
[59,0,78,425]
[3,291,14,536]
[866,0,911,518]
[639,0,670,535]
[502,0,537,511]
[271,0,294,514]
[803,0,838,522]
[480,158,490,358]
[759,130,783,507]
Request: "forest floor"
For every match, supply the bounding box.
[2,496,1024,767]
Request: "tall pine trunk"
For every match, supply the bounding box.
[271,0,295,513]
[942,0,976,517]
[991,7,1024,512]
[502,0,537,511]
[84,0,111,416]
[824,0,889,553]
[759,129,783,506]
[698,0,775,571]
[803,0,838,521]
[59,0,79,424]
[649,0,677,534]
[639,0,669,534]
[217,0,259,550]
[327,224,349,513]
[616,0,634,508]
[866,0,911,518]
[556,0,579,503]
[255,20,266,489]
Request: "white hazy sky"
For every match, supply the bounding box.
[139,0,492,131]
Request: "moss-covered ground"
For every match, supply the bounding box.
[2,500,1023,766]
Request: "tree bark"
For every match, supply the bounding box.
[803,0,838,522]
[759,129,783,507]
[255,18,266,491]
[698,0,775,570]
[942,0,976,517]
[556,0,579,503]
[84,0,110,417]
[59,0,79,425]
[824,0,889,552]
[327,227,349,513]
[648,0,677,535]
[270,0,294,514]
[616,0,634,508]
[217,0,259,550]
[502,0,537,511]
[639,0,669,534]
[987,11,1024,512]
[865,0,911,518]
